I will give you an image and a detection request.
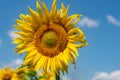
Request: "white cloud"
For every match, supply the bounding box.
[79,17,99,27]
[8,58,23,68]
[0,59,23,68]
[107,15,120,26]
[92,70,120,80]
[8,30,18,39]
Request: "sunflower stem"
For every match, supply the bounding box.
[56,72,60,80]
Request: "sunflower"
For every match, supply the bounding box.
[0,68,14,80]
[13,0,87,74]
[40,71,55,80]
[12,68,26,80]
[0,67,25,80]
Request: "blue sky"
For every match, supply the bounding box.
[0,0,120,80]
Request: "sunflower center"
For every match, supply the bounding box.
[41,30,58,48]
[34,23,68,57]
[3,74,12,80]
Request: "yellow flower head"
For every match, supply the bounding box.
[13,0,87,73]
[0,68,14,80]
[0,67,25,80]
[12,68,25,80]
[40,71,55,80]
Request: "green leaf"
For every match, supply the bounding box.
[37,76,47,80]
[26,69,37,77]
[24,76,31,80]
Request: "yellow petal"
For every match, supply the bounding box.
[61,3,67,12]
[46,58,50,72]
[14,25,34,33]
[36,1,42,18]
[42,57,49,72]
[60,4,70,25]
[74,42,88,48]
[68,43,79,56]
[57,53,68,73]
[33,53,41,65]
[19,14,32,23]
[68,28,80,35]
[51,0,57,18]
[34,55,44,71]
[72,18,80,25]
[24,57,33,65]
[24,51,36,61]
[13,38,23,44]
[68,28,86,43]
[42,2,50,20]
[68,53,75,64]
[14,32,33,38]
[15,42,33,54]
[65,14,80,27]
[16,20,36,31]
[28,6,39,23]
[62,4,70,17]
[69,50,77,59]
